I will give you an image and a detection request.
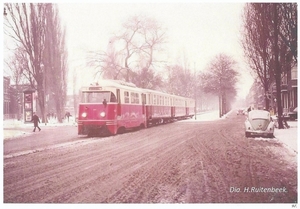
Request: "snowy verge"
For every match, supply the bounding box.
[182,110,298,153]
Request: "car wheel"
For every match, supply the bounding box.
[245,132,250,138]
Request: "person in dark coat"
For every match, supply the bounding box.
[32,112,41,132]
[247,106,252,113]
[65,111,71,122]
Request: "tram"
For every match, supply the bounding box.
[77,80,195,136]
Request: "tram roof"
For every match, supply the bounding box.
[142,88,191,100]
[81,79,143,92]
[81,79,193,101]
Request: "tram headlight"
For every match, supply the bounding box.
[81,112,87,118]
[100,112,106,117]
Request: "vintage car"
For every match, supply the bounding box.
[245,110,275,138]
[237,108,245,115]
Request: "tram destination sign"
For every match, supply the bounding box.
[89,87,102,91]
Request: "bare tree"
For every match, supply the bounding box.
[272,3,285,129]
[4,3,47,121]
[272,3,297,129]
[4,3,68,123]
[278,3,297,63]
[87,37,126,80]
[136,16,166,70]
[241,3,297,129]
[4,46,29,87]
[88,15,166,89]
[242,3,274,110]
[165,64,195,98]
[131,67,163,89]
[43,4,68,122]
[202,54,239,117]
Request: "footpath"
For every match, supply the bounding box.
[273,120,298,153]
[3,117,77,140]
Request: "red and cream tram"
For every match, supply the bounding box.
[78,80,195,136]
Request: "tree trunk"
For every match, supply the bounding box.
[265,93,270,110]
[273,4,284,129]
[37,88,47,124]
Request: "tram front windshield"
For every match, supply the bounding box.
[81,91,116,103]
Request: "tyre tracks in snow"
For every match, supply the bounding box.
[4,113,297,203]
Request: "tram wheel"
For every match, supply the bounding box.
[140,123,145,129]
[117,127,126,134]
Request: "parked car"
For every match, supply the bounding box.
[245,110,275,138]
[287,107,297,121]
[237,108,245,115]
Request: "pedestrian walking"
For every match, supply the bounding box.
[65,111,71,122]
[247,106,252,113]
[32,112,41,132]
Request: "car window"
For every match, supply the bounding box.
[249,110,270,120]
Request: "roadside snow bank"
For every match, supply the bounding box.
[274,121,298,153]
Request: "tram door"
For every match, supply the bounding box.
[142,93,146,115]
[116,89,121,116]
[185,100,189,116]
[171,98,175,117]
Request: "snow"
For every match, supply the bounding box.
[3,116,77,140]
[183,110,298,153]
[3,111,298,154]
[193,110,226,121]
[274,121,298,152]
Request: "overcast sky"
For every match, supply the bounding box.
[58,1,253,98]
[2,1,253,99]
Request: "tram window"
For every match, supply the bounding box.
[110,92,117,102]
[124,91,129,103]
[130,92,139,104]
[131,92,135,103]
[81,91,111,103]
[136,93,139,103]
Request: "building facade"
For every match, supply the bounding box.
[3,77,11,119]
[281,64,297,113]
[247,64,297,114]
[3,76,34,120]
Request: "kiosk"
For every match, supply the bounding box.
[23,89,35,123]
